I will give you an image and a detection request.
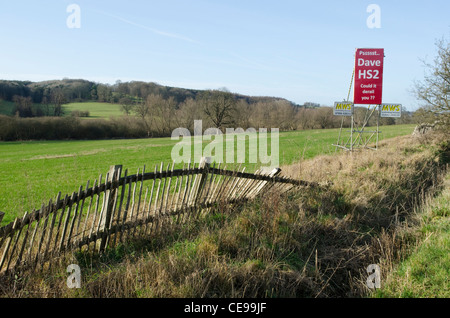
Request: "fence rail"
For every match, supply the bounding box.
[0,158,317,276]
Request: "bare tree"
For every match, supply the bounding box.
[234,99,252,130]
[314,107,334,129]
[295,107,315,130]
[146,94,177,136]
[12,95,33,117]
[119,96,135,115]
[413,37,450,129]
[200,89,237,130]
[134,99,151,137]
[51,87,66,117]
[176,97,203,132]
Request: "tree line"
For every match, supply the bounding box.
[122,89,413,138]
[0,78,416,141]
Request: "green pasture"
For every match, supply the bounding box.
[0,124,415,225]
[63,102,122,119]
[0,100,122,118]
[0,100,15,116]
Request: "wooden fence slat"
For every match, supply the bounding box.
[144,165,157,236]
[26,209,41,269]
[96,172,110,241]
[192,158,211,219]
[128,168,139,239]
[164,163,174,213]
[151,163,164,235]
[239,170,262,201]
[163,163,175,231]
[106,166,122,249]
[238,168,258,200]
[89,175,102,253]
[216,164,235,201]
[5,217,23,272]
[100,165,122,253]
[229,167,246,200]
[169,163,180,212]
[75,180,90,242]
[133,166,145,238]
[59,192,77,253]
[112,169,127,247]
[67,186,83,251]
[200,162,216,209]
[43,194,60,266]
[53,194,69,254]
[80,180,95,250]
[158,163,170,234]
[207,163,223,205]
[15,212,31,271]
[34,203,51,268]
[174,163,186,225]
[0,218,18,272]
[183,162,195,222]
[120,173,133,243]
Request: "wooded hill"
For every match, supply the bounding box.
[0,78,296,114]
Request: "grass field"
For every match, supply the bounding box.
[63,102,122,119]
[0,124,415,225]
[0,100,15,116]
[0,100,122,119]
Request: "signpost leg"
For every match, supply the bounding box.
[376,105,380,150]
[350,115,354,152]
[335,117,344,152]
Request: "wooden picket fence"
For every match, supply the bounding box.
[0,158,317,276]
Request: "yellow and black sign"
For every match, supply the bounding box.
[333,102,353,116]
[380,104,402,118]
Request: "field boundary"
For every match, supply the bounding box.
[0,158,318,276]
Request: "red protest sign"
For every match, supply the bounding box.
[353,48,384,104]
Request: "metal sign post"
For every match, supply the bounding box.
[333,104,381,152]
[333,48,389,152]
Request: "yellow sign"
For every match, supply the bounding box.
[333,102,353,116]
[380,104,402,118]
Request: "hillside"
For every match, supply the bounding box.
[0,78,296,109]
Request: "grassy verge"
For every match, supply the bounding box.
[1,130,447,298]
[374,172,449,298]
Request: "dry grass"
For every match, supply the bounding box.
[1,131,448,298]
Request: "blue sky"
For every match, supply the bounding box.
[1,1,449,110]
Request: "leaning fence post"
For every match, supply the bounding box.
[191,157,211,207]
[99,165,122,253]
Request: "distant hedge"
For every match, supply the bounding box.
[0,115,151,141]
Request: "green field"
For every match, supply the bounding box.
[0,100,122,119]
[0,100,15,116]
[63,102,122,119]
[0,124,415,225]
